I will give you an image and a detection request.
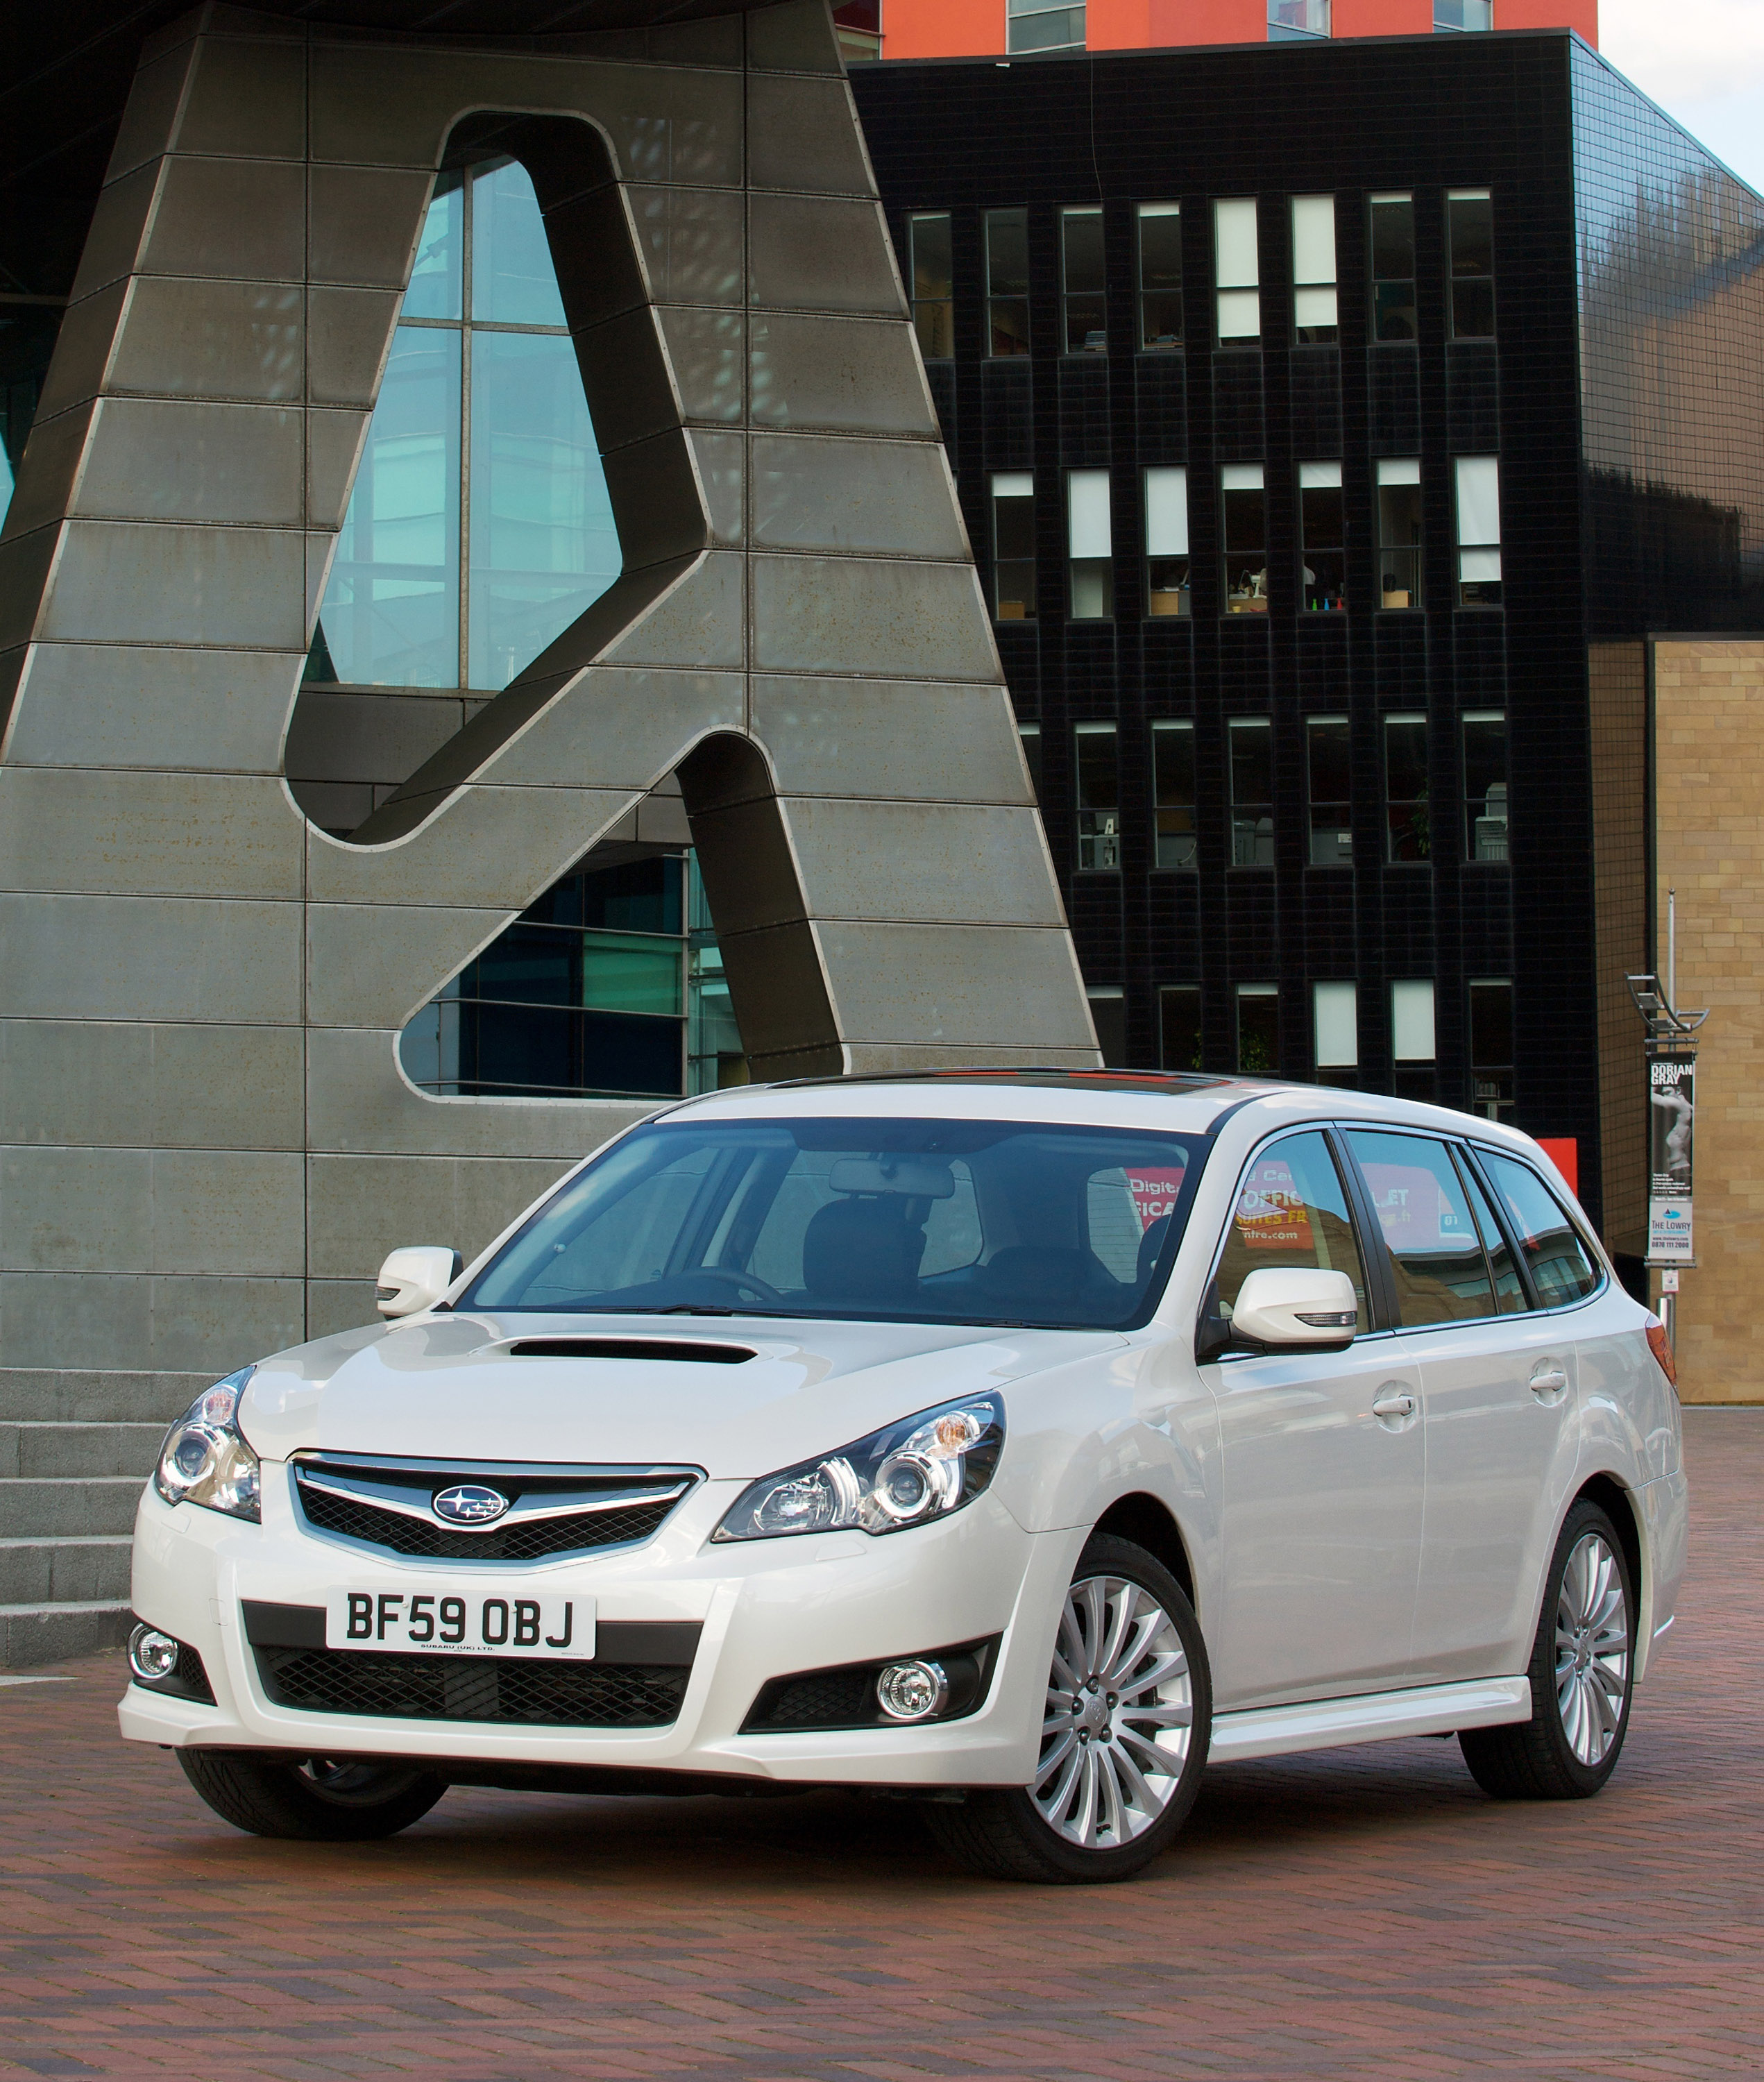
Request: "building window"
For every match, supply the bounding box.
[832,0,881,60]
[1062,208,1107,354]
[1160,985,1202,1072]
[1076,722,1121,870]
[1068,469,1114,617]
[1214,198,1260,342]
[1314,979,1359,1085]
[1269,0,1330,37]
[1152,720,1197,867]
[1088,985,1127,1065]
[909,212,953,359]
[1222,464,1268,613]
[312,158,620,694]
[1300,461,1344,611]
[1371,192,1417,343]
[1391,978,1436,1101]
[1456,455,1502,604]
[1435,1,1493,30]
[1469,978,1514,1119]
[1019,721,1042,799]
[1138,204,1183,350]
[992,472,1035,619]
[1008,0,1085,54]
[1464,709,1508,860]
[1145,466,1190,614]
[1384,714,1430,861]
[1291,195,1338,344]
[1230,718,1274,865]
[1377,457,1423,609]
[1237,985,1280,1073]
[986,208,1030,356]
[1448,188,1495,339]
[1307,715,1352,865]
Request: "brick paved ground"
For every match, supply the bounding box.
[3,1409,1761,2082]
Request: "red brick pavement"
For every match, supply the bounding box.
[3,1410,1762,2082]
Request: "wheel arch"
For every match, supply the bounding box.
[1088,1493,1197,1613]
[1572,1469,1652,1675]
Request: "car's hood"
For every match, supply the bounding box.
[240,1313,1126,1478]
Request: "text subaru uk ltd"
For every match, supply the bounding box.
[122,1070,1684,1883]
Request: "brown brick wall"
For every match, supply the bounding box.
[1589,641,1649,1262]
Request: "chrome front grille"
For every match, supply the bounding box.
[291,1455,697,1563]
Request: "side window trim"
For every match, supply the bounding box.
[1327,1125,1401,1332]
[1455,1142,1543,1312]
[1464,1142,1609,1312]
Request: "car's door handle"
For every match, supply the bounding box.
[1371,1391,1416,1420]
[1529,1365,1570,1397]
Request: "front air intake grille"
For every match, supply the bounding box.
[297,1483,677,1561]
[255,1645,690,1727]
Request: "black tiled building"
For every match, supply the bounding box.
[852,29,1764,1245]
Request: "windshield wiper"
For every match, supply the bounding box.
[647,1303,799,1319]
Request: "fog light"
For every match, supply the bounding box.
[876,1659,949,1722]
[128,1625,180,1683]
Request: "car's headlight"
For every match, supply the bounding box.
[153,1367,261,1522]
[712,1394,1003,1543]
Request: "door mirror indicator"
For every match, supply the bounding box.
[375,1245,463,1318]
[1229,1267,1359,1349]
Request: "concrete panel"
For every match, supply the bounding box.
[177,32,307,160]
[749,196,905,316]
[105,278,305,405]
[575,307,681,448]
[751,555,999,681]
[306,1153,573,1281]
[655,307,745,425]
[601,552,745,670]
[0,768,302,899]
[284,688,466,788]
[308,165,433,289]
[0,895,303,1024]
[626,186,744,307]
[0,1021,304,1151]
[747,0,846,71]
[305,1280,380,1343]
[40,521,307,650]
[0,1149,304,1277]
[642,15,746,65]
[297,781,373,834]
[0,1370,212,1425]
[73,399,303,526]
[68,164,160,304]
[752,434,966,557]
[688,432,745,548]
[539,185,649,333]
[307,287,400,408]
[750,678,1034,805]
[688,795,809,937]
[783,799,1066,929]
[32,282,128,422]
[103,47,194,184]
[711,920,840,1062]
[843,1042,1102,1074]
[0,530,59,657]
[1,402,93,543]
[479,668,745,789]
[747,76,874,198]
[304,902,522,1032]
[307,409,369,530]
[599,430,711,570]
[2,645,300,774]
[139,157,306,282]
[0,1272,306,1375]
[817,922,1100,1049]
[749,313,937,435]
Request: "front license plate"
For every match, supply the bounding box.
[325,1583,595,1659]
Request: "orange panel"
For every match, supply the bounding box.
[881,0,1008,58]
[1087,0,1155,49]
[1332,0,1432,34]
[1496,0,1597,44]
[1144,0,1265,45]
[1537,1139,1581,1196]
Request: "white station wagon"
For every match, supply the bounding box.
[121,1072,1686,1884]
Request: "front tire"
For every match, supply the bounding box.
[927,1534,1211,1884]
[178,1751,447,1840]
[1459,1498,1635,1801]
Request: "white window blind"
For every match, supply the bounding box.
[1291,196,1337,283]
[1221,462,1265,491]
[1299,459,1341,489]
[1456,455,1502,579]
[1377,456,1420,486]
[1214,198,1260,285]
[992,471,1033,498]
[1391,979,1436,1063]
[1067,470,1112,557]
[1314,981,1358,1067]
[1144,466,1189,555]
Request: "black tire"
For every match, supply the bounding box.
[1459,1497,1636,1801]
[178,1750,447,1841]
[926,1534,1211,1884]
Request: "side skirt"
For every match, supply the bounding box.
[1209,1676,1532,1765]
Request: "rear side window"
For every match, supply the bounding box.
[1346,1129,1495,1326]
[1215,1131,1369,1331]
[1480,1151,1600,1306]
[1455,1153,1527,1314]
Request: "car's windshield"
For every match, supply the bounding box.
[461,1116,1209,1330]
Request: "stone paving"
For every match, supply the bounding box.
[2,1409,1761,2081]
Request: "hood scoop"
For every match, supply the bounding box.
[504,1337,756,1366]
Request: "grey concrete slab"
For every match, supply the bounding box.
[749,678,1034,805]
[68,163,159,305]
[477,668,745,789]
[72,399,303,526]
[626,186,744,307]
[688,795,809,936]
[40,520,307,650]
[751,433,966,557]
[177,31,308,160]
[139,157,306,282]
[308,164,433,289]
[0,530,56,653]
[687,431,744,547]
[1,1424,164,1480]
[816,921,1101,1049]
[575,307,681,448]
[0,894,303,1024]
[0,1370,211,1424]
[749,196,904,316]
[600,552,745,670]
[0,1272,306,1375]
[2,1480,145,1537]
[307,287,401,408]
[284,688,466,788]
[105,278,305,406]
[1,644,300,774]
[0,1149,305,1277]
[600,429,711,569]
[0,1537,132,1607]
[747,76,874,198]
[303,902,520,1033]
[0,403,93,543]
[31,281,128,422]
[294,781,373,834]
[540,185,648,333]
[747,0,845,71]
[751,555,999,681]
[709,919,840,1063]
[306,1153,573,1282]
[306,409,369,531]
[103,46,193,184]
[305,1280,380,1344]
[749,312,937,434]
[842,1042,1102,1074]
[655,307,745,424]
[0,1601,133,1668]
[781,798,1067,929]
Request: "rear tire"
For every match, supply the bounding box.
[927,1534,1210,1884]
[178,1751,447,1840]
[1459,1498,1635,1801]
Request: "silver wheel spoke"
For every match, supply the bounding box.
[1095,1582,1140,1684]
[1551,1532,1629,1766]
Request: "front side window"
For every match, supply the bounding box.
[461,1116,1207,1330]
[992,472,1035,619]
[909,212,953,359]
[1152,720,1196,867]
[1230,718,1274,865]
[1480,1151,1600,1305]
[1076,722,1120,870]
[1307,714,1352,864]
[1145,465,1190,613]
[1068,468,1113,618]
[1269,0,1331,37]
[1377,457,1423,608]
[1469,978,1513,1120]
[1213,1131,1368,1328]
[1291,194,1338,344]
[1062,208,1107,354]
[1222,464,1268,612]
[1384,713,1430,861]
[1214,198,1260,342]
[1300,460,1343,610]
[986,209,1030,356]
[1138,204,1183,349]
[1236,985,1279,1072]
[1160,984,1202,1071]
[1456,455,1502,604]
[1448,188,1495,339]
[1464,709,1507,858]
[1008,0,1086,51]
[1346,1129,1495,1326]
[1371,192,1417,342]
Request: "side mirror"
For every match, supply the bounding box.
[1228,1267,1358,1350]
[376,1246,462,1319]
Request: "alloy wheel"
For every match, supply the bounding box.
[1553,1532,1629,1766]
[1033,1574,1194,1849]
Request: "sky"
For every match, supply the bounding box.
[1600,0,1764,193]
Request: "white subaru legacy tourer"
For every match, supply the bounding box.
[121,1071,1686,1884]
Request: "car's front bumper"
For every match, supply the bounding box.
[117,1466,1078,1787]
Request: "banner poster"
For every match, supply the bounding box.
[1647,1049,1695,1264]
[1232,1156,1316,1253]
